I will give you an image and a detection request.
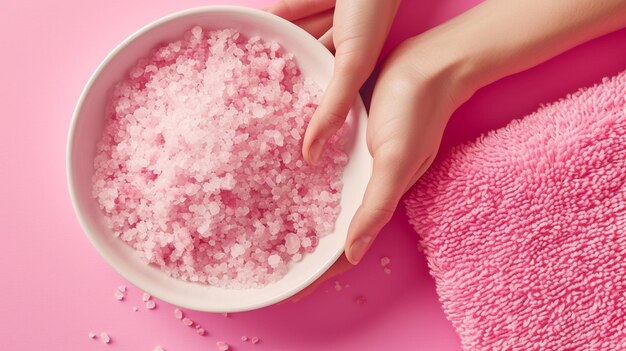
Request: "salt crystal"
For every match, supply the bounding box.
[380,256,391,267]
[284,233,300,254]
[146,300,156,309]
[268,254,281,268]
[114,291,125,301]
[191,26,202,39]
[216,341,230,351]
[182,317,193,326]
[251,336,260,344]
[133,306,139,312]
[88,332,96,339]
[117,285,127,292]
[383,267,392,275]
[142,292,151,302]
[154,346,165,351]
[100,332,111,344]
[174,308,183,319]
[334,281,343,291]
[355,295,367,306]
[222,312,229,317]
[241,336,249,342]
[196,328,206,336]
[230,244,245,258]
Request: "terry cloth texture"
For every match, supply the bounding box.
[405,70,626,350]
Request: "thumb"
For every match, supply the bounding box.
[345,147,417,264]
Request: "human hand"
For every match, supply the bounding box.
[271,0,626,302]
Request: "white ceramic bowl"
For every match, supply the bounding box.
[67,6,371,312]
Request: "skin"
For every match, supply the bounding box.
[268,0,626,300]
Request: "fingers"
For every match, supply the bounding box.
[293,9,334,38]
[267,0,336,22]
[290,254,352,302]
[302,0,401,165]
[345,147,417,264]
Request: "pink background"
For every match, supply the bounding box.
[1,0,625,350]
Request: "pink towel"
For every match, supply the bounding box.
[405,70,626,350]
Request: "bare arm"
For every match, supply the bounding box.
[421,0,626,94]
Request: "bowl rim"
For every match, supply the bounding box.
[67,5,370,312]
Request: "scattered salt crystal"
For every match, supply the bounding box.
[114,290,125,301]
[182,317,193,326]
[380,257,391,267]
[241,336,249,342]
[145,300,156,310]
[196,328,206,336]
[142,293,151,302]
[251,336,260,344]
[154,346,165,351]
[88,332,96,339]
[100,332,111,344]
[216,341,230,351]
[222,313,229,318]
[92,28,348,288]
[334,281,343,291]
[355,295,367,306]
[383,267,392,275]
[117,285,127,292]
[174,308,183,319]
[133,306,139,312]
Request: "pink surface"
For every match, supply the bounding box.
[0,0,624,350]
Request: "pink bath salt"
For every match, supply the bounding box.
[380,256,391,267]
[142,293,151,302]
[174,308,183,319]
[251,336,260,344]
[222,313,229,318]
[241,336,249,342]
[133,306,139,312]
[145,300,156,310]
[216,341,230,351]
[88,332,96,339]
[154,346,165,351]
[383,267,392,275]
[100,332,111,344]
[117,285,127,292]
[196,327,206,336]
[114,290,125,301]
[93,28,348,288]
[182,317,193,326]
[334,281,343,291]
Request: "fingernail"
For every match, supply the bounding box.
[308,138,326,165]
[349,236,372,264]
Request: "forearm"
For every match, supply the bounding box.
[416,0,626,93]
